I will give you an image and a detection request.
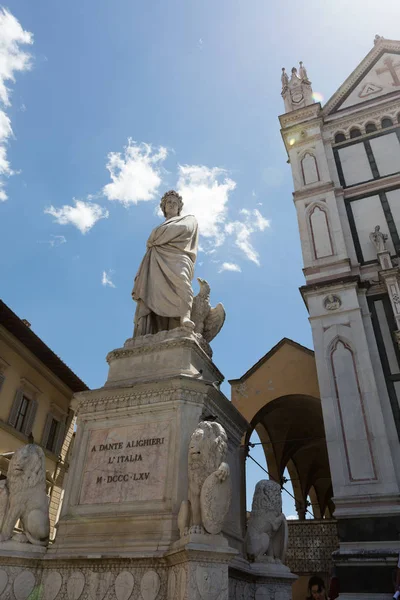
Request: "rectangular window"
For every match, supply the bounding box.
[369,133,400,177]
[338,143,373,186]
[46,418,59,452]
[351,195,395,261]
[369,295,400,440]
[15,395,30,433]
[386,189,400,227]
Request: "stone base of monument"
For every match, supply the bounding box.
[229,558,297,600]
[0,329,297,599]
[48,329,247,559]
[0,555,296,600]
[0,539,46,558]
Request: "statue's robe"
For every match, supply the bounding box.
[132,214,198,336]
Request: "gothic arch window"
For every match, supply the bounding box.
[301,152,320,185]
[334,132,346,144]
[308,204,333,259]
[329,338,377,482]
[349,127,362,139]
[381,117,393,129]
[365,122,377,134]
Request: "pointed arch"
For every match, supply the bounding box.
[300,152,320,185]
[307,203,334,259]
[329,337,377,483]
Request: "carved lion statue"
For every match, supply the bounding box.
[245,479,288,564]
[178,421,231,536]
[0,444,50,546]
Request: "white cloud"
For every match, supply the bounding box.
[177,164,236,246]
[103,139,167,205]
[44,199,109,234]
[219,262,241,273]
[0,9,32,201]
[285,514,298,520]
[225,208,270,266]
[38,234,66,247]
[102,270,115,288]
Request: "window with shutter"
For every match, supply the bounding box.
[8,390,23,428]
[42,413,66,455]
[42,413,55,451]
[46,418,59,452]
[54,421,66,456]
[22,398,37,437]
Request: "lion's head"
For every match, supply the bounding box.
[252,479,282,514]
[8,444,46,492]
[188,421,228,475]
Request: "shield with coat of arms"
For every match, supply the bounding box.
[200,471,231,535]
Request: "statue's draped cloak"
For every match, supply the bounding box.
[132,214,198,336]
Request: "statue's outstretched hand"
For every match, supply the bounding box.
[215,462,230,482]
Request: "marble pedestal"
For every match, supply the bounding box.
[50,328,248,558]
[0,328,297,599]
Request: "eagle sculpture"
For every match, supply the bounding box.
[191,278,226,343]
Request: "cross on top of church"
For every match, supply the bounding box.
[376,56,400,87]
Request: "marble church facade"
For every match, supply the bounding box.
[279,36,400,597]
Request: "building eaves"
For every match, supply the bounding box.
[0,300,88,393]
[228,337,314,384]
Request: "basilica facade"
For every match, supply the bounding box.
[280,36,400,596]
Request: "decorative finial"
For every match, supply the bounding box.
[299,61,308,81]
[281,67,289,89]
[374,34,384,45]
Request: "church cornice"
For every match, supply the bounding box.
[323,99,400,140]
[343,173,400,199]
[293,182,335,202]
[279,103,322,129]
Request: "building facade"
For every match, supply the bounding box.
[279,37,400,596]
[0,300,87,537]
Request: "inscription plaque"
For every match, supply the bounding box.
[79,420,170,505]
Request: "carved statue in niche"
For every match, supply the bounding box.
[0,444,50,545]
[178,421,231,536]
[245,479,288,564]
[132,190,199,337]
[369,225,388,253]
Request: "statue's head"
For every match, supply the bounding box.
[8,444,46,489]
[252,479,282,514]
[160,190,183,218]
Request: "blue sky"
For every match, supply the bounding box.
[1,0,400,516]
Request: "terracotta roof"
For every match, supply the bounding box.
[228,337,314,384]
[0,300,88,393]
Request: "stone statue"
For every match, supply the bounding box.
[178,421,231,536]
[0,444,50,546]
[281,67,289,89]
[369,225,388,253]
[299,61,308,81]
[132,190,199,337]
[245,480,288,564]
[191,278,226,343]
